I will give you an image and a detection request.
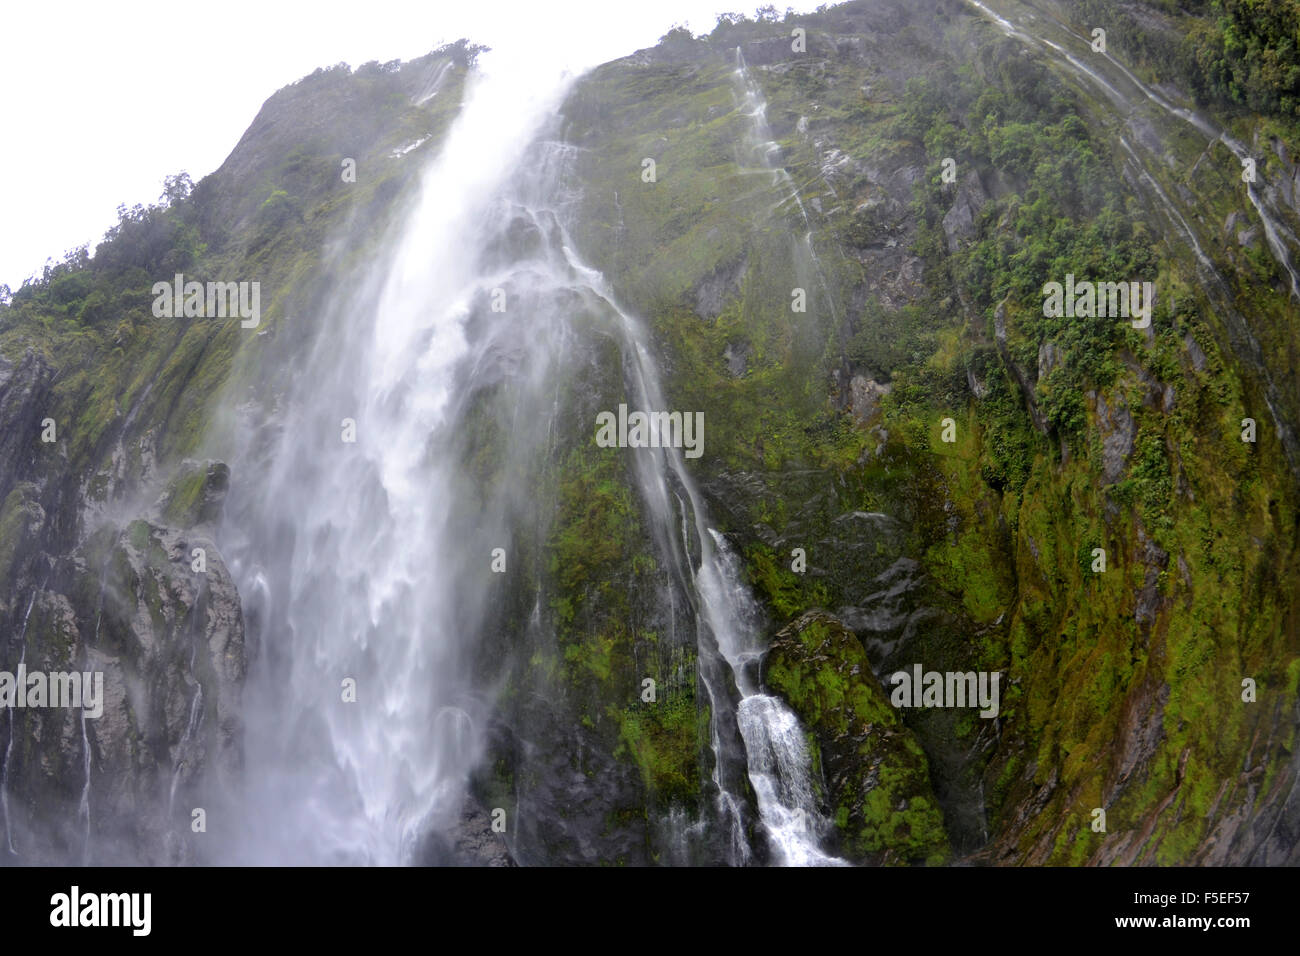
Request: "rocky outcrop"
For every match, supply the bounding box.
[847,374,891,425]
[693,256,748,321]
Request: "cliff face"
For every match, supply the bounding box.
[1,2,1297,865]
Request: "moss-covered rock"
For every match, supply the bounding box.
[159,460,229,529]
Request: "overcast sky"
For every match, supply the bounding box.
[0,0,811,290]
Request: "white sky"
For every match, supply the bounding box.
[0,0,811,290]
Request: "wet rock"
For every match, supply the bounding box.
[1271,135,1300,221]
[820,148,853,191]
[0,515,245,865]
[157,460,232,529]
[0,482,45,610]
[1134,523,1169,628]
[449,800,516,866]
[1105,678,1168,805]
[836,556,924,664]
[1184,332,1208,372]
[994,299,1047,434]
[501,703,651,866]
[0,349,53,496]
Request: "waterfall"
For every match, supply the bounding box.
[733,49,840,330]
[1036,1,1300,299]
[221,54,579,865]
[558,242,843,866]
[78,570,108,864]
[217,41,842,865]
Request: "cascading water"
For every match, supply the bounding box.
[733,49,840,330]
[560,244,843,866]
[77,571,108,864]
[1032,2,1300,300]
[700,530,844,866]
[220,57,580,866]
[217,41,842,865]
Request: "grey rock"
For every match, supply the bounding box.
[942,175,988,255]
[0,515,245,865]
[1096,391,1136,484]
[848,374,890,423]
[1185,332,1207,371]
[693,256,747,321]
[1134,523,1169,627]
[0,349,52,496]
[723,341,750,377]
[994,299,1048,434]
[1037,340,1060,383]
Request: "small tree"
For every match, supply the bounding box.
[162,172,193,206]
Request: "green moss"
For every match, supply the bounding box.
[161,466,208,527]
[614,690,702,807]
[0,483,41,590]
[127,518,151,554]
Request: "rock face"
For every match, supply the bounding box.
[0,482,245,863]
[942,175,989,255]
[0,34,463,867]
[848,374,891,425]
[694,257,748,321]
[762,610,949,865]
[1095,391,1136,485]
[0,354,245,862]
[994,300,1048,434]
[0,351,52,507]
